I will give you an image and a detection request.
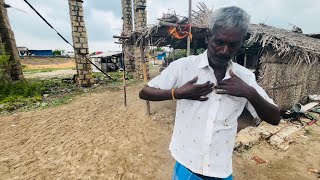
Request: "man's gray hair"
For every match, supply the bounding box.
[208,6,250,35]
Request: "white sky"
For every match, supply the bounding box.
[5,0,320,52]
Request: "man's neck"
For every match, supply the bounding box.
[208,59,229,72]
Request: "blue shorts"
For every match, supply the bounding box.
[172,161,233,180]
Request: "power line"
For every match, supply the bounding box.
[23,0,114,81]
[4,3,28,13]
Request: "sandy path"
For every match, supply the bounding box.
[0,83,319,180]
[0,85,174,179]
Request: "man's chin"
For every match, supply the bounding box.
[214,58,230,66]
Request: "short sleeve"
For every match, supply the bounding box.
[148,61,180,90]
[245,73,277,118]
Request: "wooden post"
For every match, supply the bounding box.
[122,45,127,106]
[172,49,175,61]
[193,40,198,55]
[141,40,150,115]
[187,0,192,56]
[244,49,247,68]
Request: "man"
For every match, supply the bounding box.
[139,6,280,180]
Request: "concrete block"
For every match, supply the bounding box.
[235,127,261,150]
[74,32,81,37]
[256,121,283,139]
[79,75,85,79]
[80,59,87,63]
[80,49,87,54]
[269,125,302,148]
[85,74,92,79]
[89,79,95,84]
[81,32,87,37]
[74,43,81,48]
[77,64,84,70]
[80,38,86,43]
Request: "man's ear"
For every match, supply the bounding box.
[205,31,213,44]
[205,31,210,44]
[243,32,251,42]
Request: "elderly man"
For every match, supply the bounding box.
[139,6,280,180]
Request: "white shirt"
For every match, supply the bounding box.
[148,50,275,178]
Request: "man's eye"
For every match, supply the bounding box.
[215,40,224,46]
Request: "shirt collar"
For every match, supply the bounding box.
[197,50,234,73]
[197,50,210,69]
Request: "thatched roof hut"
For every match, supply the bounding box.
[116,4,320,109]
[245,24,320,109]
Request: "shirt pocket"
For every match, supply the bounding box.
[217,95,242,128]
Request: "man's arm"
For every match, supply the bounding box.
[245,87,280,125]
[139,76,214,101]
[215,70,280,125]
[139,86,173,101]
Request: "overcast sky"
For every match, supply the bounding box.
[5,0,320,52]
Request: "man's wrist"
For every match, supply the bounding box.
[245,86,258,101]
[174,88,182,99]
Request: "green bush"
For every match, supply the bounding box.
[0,45,11,82]
[0,80,55,104]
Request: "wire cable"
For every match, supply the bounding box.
[23,0,114,81]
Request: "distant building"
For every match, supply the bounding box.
[90,52,122,72]
[28,50,53,57]
[156,51,167,60]
[17,47,53,57]
[17,47,28,56]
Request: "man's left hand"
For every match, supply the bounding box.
[215,70,254,99]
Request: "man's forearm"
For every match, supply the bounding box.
[246,88,281,125]
[139,86,173,101]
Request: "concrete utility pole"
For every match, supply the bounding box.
[133,0,149,80]
[68,0,94,86]
[121,0,135,76]
[0,0,24,81]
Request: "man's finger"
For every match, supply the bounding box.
[215,85,225,89]
[229,69,237,77]
[217,81,228,86]
[199,88,214,96]
[194,82,214,89]
[189,76,198,84]
[198,96,209,101]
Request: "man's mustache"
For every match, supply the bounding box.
[215,54,231,60]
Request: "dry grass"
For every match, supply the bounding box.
[21,57,75,70]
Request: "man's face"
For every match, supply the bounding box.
[207,28,245,67]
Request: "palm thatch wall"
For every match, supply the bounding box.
[246,24,320,109]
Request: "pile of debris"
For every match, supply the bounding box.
[235,94,320,151]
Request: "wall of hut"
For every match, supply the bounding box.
[257,51,320,109]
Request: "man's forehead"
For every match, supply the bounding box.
[211,28,245,41]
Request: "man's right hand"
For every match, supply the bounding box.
[175,76,214,101]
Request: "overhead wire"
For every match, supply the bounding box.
[23,0,114,81]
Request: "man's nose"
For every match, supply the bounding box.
[221,45,231,55]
